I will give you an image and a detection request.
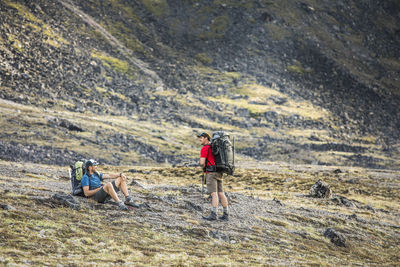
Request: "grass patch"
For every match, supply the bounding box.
[139,0,169,17]
[194,53,213,65]
[95,87,127,101]
[265,23,291,40]
[209,83,331,120]
[8,34,24,52]
[24,173,48,180]
[287,63,307,75]
[4,0,68,47]
[201,15,231,39]
[4,0,41,24]
[91,50,130,74]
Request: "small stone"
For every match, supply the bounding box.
[1,204,15,210]
[272,197,283,206]
[333,169,342,174]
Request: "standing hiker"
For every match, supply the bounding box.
[81,159,138,210]
[198,132,229,221]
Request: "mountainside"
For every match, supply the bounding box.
[1,0,400,168]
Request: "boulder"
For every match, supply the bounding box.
[309,180,332,198]
[324,228,346,247]
[59,119,84,132]
[51,193,80,210]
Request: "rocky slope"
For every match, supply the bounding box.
[0,0,399,168]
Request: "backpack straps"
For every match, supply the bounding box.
[204,144,215,172]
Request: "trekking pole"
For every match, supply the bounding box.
[226,192,239,218]
[201,172,205,216]
[229,202,239,218]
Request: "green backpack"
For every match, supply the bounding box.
[69,160,88,196]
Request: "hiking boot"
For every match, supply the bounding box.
[118,201,128,211]
[125,197,140,208]
[218,212,229,221]
[202,211,217,221]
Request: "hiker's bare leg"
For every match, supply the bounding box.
[103,182,120,202]
[211,192,219,208]
[114,176,129,197]
[218,192,228,208]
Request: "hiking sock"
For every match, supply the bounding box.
[218,206,229,221]
[125,195,132,202]
[118,201,128,210]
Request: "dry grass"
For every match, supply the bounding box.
[0,159,399,266]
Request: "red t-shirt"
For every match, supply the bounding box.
[200,144,215,171]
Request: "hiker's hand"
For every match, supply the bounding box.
[120,173,127,181]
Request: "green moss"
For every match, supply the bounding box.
[139,0,169,17]
[42,25,69,45]
[192,65,241,88]
[4,0,41,24]
[91,51,129,73]
[26,23,41,32]
[8,34,24,52]
[201,15,231,39]
[194,53,213,65]
[265,23,291,40]
[287,64,306,74]
[96,87,127,101]
[5,1,68,46]
[105,21,145,53]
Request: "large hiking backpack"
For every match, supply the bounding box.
[210,131,235,175]
[69,160,88,196]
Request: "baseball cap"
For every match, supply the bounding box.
[197,132,211,140]
[86,159,99,169]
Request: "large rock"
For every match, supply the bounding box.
[309,180,332,198]
[51,193,80,210]
[324,228,346,247]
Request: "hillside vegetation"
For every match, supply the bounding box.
[0,0,399,168]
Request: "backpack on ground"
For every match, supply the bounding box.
[210,131,235,175]
[69,159,88,196]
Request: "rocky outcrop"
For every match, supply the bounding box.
[309,180,332,198]
[324,228,346,247]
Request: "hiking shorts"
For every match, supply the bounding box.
[93,181,120,203]
[206,172,223,193]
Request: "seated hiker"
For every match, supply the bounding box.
[81,159,138,210]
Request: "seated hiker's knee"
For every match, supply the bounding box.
[104,182,113,191]
[115,176,124,187]
[119,175,127,182]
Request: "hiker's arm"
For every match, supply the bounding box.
[103,173,126,180]
[83,185,101,197]
[200,157,206,168]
